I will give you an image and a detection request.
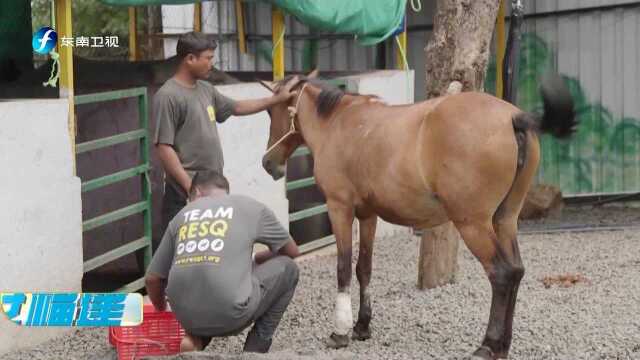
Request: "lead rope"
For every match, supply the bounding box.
[264,83,309,156]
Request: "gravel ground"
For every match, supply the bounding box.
[4,224,640,360]
[520,203,640,231]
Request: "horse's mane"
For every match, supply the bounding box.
[275,75,362,118]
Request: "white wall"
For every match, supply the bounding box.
[346,70,415,107]
[0,99,83,355]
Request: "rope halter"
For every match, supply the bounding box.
[264,82,309,156]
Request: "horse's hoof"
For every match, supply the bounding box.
[351,324,371,341]
[470,345,496,360]
[325,332,350,349]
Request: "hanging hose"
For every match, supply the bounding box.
[394,35,412,103]
[410,0,422,12]
[272,26,285,59]
[394,35,409,71]
[502,0,524,104]
[42,50,60,88]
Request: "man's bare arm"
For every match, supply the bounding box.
[145,273,168,311]
[278,239,300,258]
[232,97,278,116]
[254,239,300,264]
[232,90,296,116]
[156,144,191,193]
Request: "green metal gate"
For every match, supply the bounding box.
[287,145,334,253]
[74,87,152,293]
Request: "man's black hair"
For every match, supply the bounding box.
[190,170,230,195]
[176,31,218,60]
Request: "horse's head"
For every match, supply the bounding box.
[259,70,318,180]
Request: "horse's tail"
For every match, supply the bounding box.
[512,74,578,140]
[511,74,577,171]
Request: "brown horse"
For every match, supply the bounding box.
[259,71,576,359]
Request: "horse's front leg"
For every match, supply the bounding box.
[325,201,355,349]
[353,215,377,341]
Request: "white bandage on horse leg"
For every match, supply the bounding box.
[334,292,352,335]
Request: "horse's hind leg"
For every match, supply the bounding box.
[454,218,524,360]
[470,129,539,359]
[353,215,377,341]
[488,216,523,359]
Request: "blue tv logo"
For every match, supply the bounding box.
[0,292,143,327]
[32,27,57,54]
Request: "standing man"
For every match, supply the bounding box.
[154,31,294,251]
[145,170,300,353]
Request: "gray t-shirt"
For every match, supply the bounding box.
[147,194,290,334]
[153,78,236,195]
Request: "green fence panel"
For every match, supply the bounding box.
[81,164,150,193]
[83,236,150,273]
[291,146,311,158]
[82,201,148,232]
[76,129,146,154]
[74,88,146,105]
[116,278,146,293]
[75,87,152,292]
[289,204,328,222]
[286,176,315,191]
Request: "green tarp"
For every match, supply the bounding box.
[100,0,204,5]
[247,0,406,45]
[99,0,406,45]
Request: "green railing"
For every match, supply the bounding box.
[286,78,349,254]
[75,87,152,293]
[286,149,334,253]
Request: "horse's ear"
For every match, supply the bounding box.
[307,69,319,79]
[287,75,302,90]
[257,79,275,93]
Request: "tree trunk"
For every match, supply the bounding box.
[418,0,500,290]
[139,5,165,61]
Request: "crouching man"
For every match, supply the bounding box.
[145,170,300,353]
